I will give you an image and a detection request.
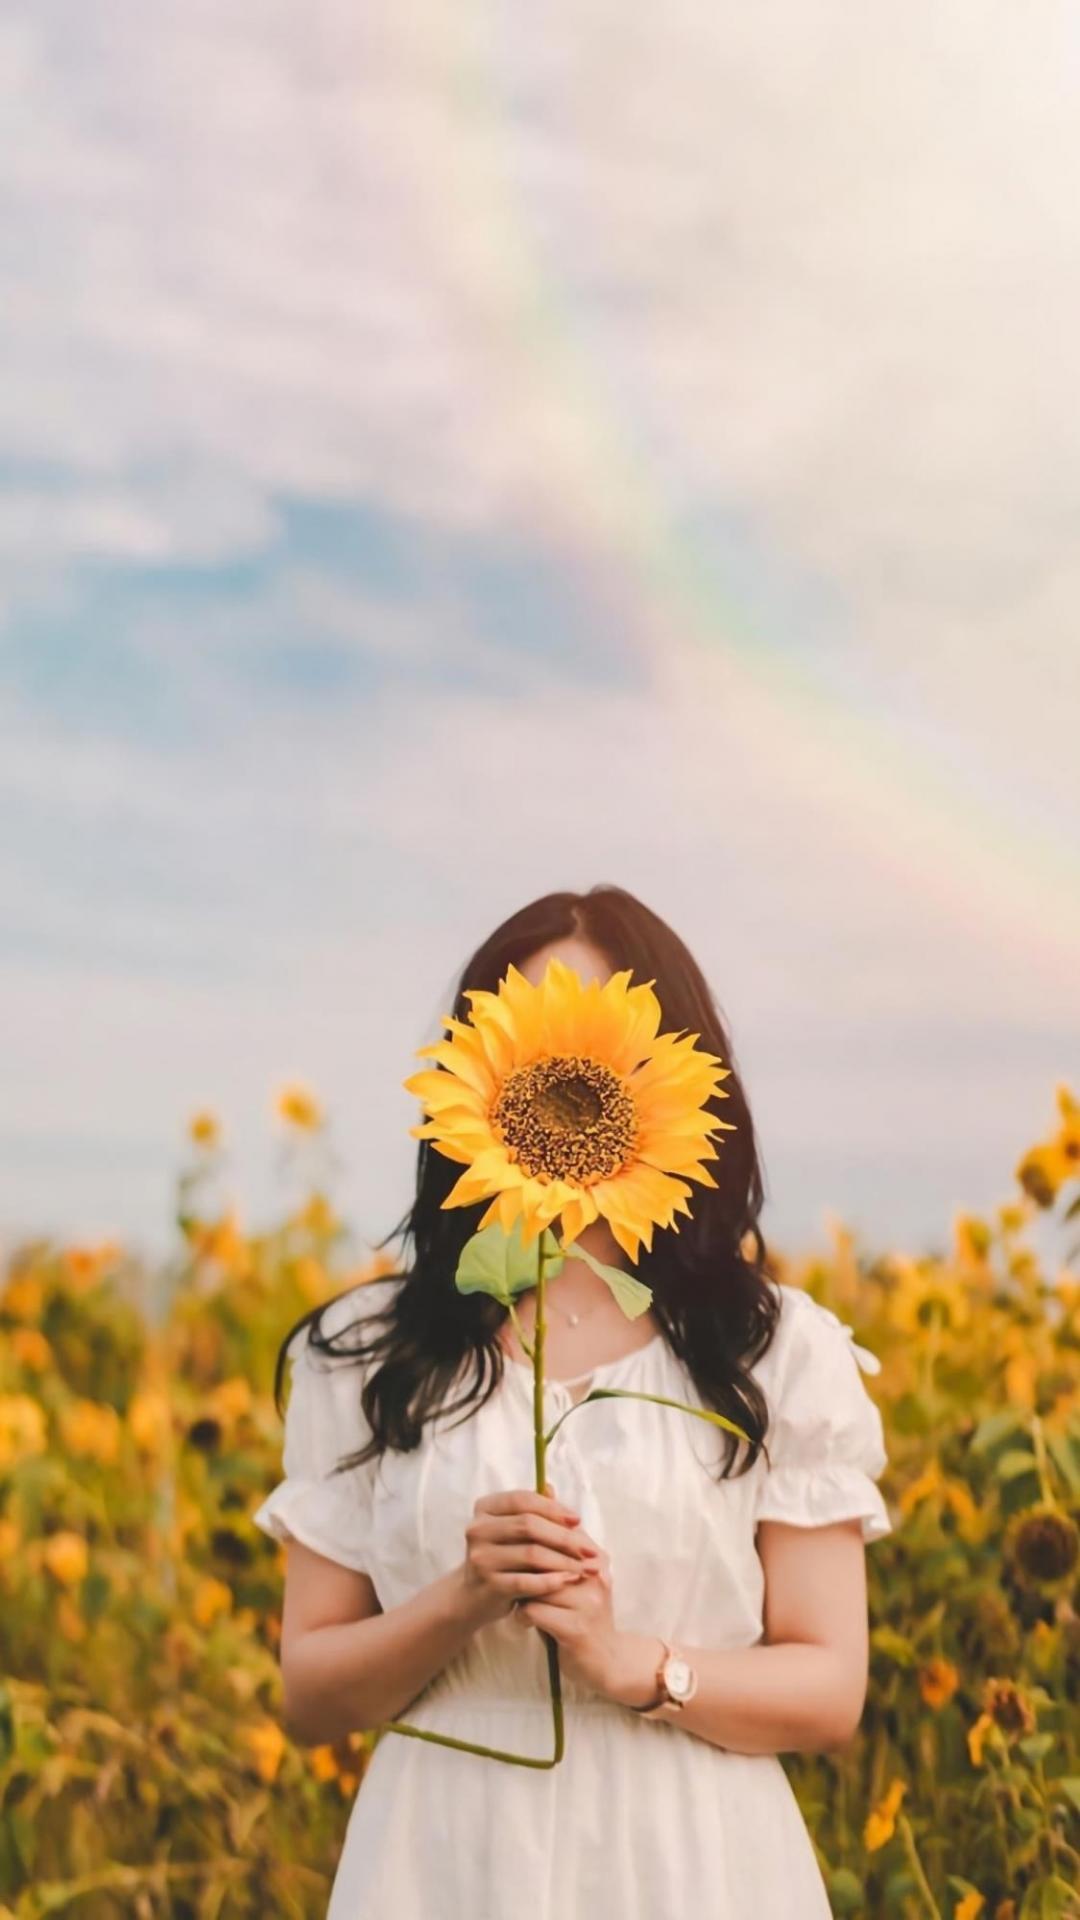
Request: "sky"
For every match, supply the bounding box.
[1,0,1078,1270]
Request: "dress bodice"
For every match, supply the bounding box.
[254,1275,893,1709]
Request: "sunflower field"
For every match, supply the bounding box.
[1,1086,1079,1920]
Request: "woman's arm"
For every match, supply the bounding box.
[279,1485,593,1746]
[603,1517,871,1754]
[279,1545,485,1746]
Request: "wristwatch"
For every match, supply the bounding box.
[629,1639,698,1720]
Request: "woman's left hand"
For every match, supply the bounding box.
[513,1545,628,1698]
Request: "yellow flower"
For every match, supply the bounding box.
[1015,1142,1073,1207]
[953,1214,992,1268]
[918,1657,960,1710]
[0,1273,44,1322]
[1055,1114,1080,1176]
[0,1394,48,1469]
[955,1892,985,1920]
[898,1457,944,1519]
[11,1327,51,1371]
[863,1776,907,1851]
[194,1210,254,1280]
[967,1710,996,1767]
[63,1245,110,1291]
[60,1398,121,1465]
[295,1255,329,1304]
[275,1084,324,1131]
[309,1744,339,1782]
[0,1518,20,1561]
[898,1456,982,1539]
[299,1192,337,1236]
[207,1376,253,1425]
[889,1259,972,1336]
[404,955,736,1262]
[188,1109,221,1148]
[128,1391,172,1456]
[193,1576,233,1628]
[246,1719,286,1783]
[42,1531,88,1587]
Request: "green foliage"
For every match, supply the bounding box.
[453,1219,564,1305]
[1,1087,1079,1915]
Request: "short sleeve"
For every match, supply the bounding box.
[253,1299,386,1575]
[754,1290,893,1544]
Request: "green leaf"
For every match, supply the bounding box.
[824,1869,865,1915]
[558,1240,652,1319]
[1050,1776,1080,1815]
[970,1409,1025,1454]
[454,1219,564,1306]
[1018,1733,1055,1763]
[997,1447,1039,1482]
[1019,1874,1080,1919]
[869,1625,919,1668]
[544,1385,751,1448]
[1045,1430,1080,1499]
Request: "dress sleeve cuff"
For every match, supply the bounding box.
[252,1475,375,1574]
[755,1463,894,1543]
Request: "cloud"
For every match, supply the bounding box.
[0,0,1077,580]
[1,0,1078,1255]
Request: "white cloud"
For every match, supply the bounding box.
[1,0,1078,1254]
[1,0,1079,575]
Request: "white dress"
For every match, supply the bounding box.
[254,1277,893,1919]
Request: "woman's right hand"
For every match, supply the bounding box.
[458,1482,602,1628]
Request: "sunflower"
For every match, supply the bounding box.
[1002,1502,1080,1597]
[403,956,735,1263]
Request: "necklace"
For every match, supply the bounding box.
[541,1292,608,1332]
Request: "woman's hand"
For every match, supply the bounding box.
[458,1482,603,1629]
[512,1540,628,1697]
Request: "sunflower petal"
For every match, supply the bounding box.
[403,1071,488,1118]
[441,1148,521,1209]
[410,1130,475,1165]
[560,1189,600,1244]
[492,964,545,1064]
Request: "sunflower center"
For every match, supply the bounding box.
[491,1054,637,1186]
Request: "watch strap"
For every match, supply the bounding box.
[630,1639,683,1718]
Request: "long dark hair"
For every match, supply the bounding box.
[273,883,782,1484]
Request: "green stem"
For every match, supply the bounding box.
[368,1227,566,1768]
[897,1813,944,1920]
[542,1386,753,1451]
[508,1298,535,1363]
[1030,1413,1057,1509]
[533,1229,566,1761]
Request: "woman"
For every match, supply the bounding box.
[254,883,893,1917]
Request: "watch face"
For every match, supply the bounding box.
[665,1657,693,1700]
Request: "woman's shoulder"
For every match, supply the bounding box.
[749,1281,883,1391]
[286,1273,402,1368]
